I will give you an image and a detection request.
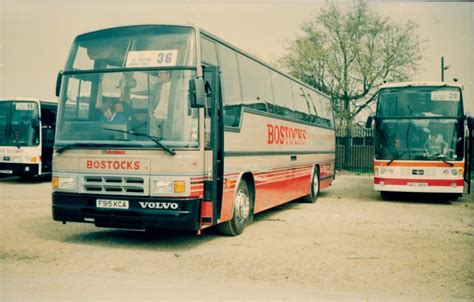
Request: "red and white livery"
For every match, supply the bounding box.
[52,24,336,235]
[371,82,472,198]
[0,98,56,178]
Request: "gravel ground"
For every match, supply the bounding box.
[1,172,473,301]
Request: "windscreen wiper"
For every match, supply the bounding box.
[386,151,407,166]
[423,151,454,167]
[103,128,176,156]
[436,155,454,167]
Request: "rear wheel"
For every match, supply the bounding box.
[218,180,252,236]
[302,166,320,203]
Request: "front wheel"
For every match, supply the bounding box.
[218,180,252,236]
[380,191,393,200]
[302,166,320,203]
[448,193,462,201]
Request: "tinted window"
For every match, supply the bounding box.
[68,25,196,70]
[201,37,217,65]
[217,44,242,127]
[292,83,310,121]
[377,87,462,117]
[305,90,319,116]
[318,95,334,127]
[237,54,273,112]
[270,71,294,118]
[217,44,242,105]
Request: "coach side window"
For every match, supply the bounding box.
[217,44,242,127]
[201,37,218,66]
[305,90,319,122]
[292,83,310,122]
[237,54,273,113]
[320,96,335,128]
[270,71,295,119]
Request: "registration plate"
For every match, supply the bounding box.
[96,199,129,209]
[407,182,428,187]
[0,170,13,174]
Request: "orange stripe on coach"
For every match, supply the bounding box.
[374,161,464,168]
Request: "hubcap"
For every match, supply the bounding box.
[313,173,319,194]
[234,189,250,224]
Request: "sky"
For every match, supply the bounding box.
[1,0,473,115]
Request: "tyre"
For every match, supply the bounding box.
[218,180,252,236]
[380,191,392,200]
[448,193,462,201]
[302,166,320,203]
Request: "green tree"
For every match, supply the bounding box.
[279,0,422,129]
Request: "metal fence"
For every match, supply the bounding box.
[336,128,374,173]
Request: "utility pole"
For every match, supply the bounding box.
[441,57,444,81]
[441,56,449,82]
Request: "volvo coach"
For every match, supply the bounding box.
[52,24,336,235]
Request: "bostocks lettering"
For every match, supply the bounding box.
[267,124,307,145]
[86,160,140,170]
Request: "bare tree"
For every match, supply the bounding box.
[279,1,422,129]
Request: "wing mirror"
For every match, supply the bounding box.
[366,115,374,128]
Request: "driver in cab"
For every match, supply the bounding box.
[424,130,448,157]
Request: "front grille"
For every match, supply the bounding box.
[80,175,149,196]
[400,167,436,177]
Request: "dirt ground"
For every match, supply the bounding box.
[1,172,473,301]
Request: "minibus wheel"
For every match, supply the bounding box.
[218,180,252,236]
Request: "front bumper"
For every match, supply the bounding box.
[0,163,39,176]
[52,192,201,231]
[374,177,465,193]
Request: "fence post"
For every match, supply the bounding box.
[343,128,352,170]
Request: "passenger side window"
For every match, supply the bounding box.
[320,96,334,128]
[270,71,295,119]
[292,83,310,121]
[305,90,318,117]
[217,44,242,127]
[201,37,218,66]
[237,54,273,112]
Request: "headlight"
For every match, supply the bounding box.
[153,180,173,194]
[380,167,393,175]
[52,175,77,192]
[150,177,189,196]
[451,169,458,176]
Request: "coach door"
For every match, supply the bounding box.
[203,66,224,223]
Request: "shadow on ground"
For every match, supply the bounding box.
[0,175,51,184]
[377,191,466,205]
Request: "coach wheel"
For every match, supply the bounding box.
[218,180,252,236]
[380,191,393,200]
[303,166,320,203]
[449,193,462,201]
